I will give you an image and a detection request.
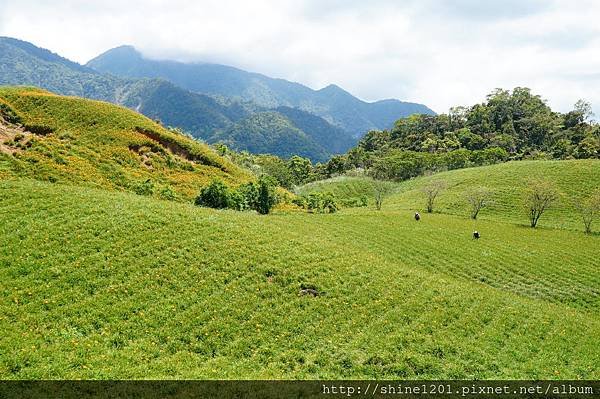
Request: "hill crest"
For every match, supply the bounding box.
[0,86,250,199]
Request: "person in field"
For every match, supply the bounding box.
[473,231,480,239]
[414,212,421,221]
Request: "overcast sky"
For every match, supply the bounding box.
[1,0,599,115]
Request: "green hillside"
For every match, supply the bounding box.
[1,178,598,379]
[275,106,356,154]
[385,160,600,229]
[297,160,600,230]
[0,76,598,382]
[210,112,330,162]
[296,175,380,202]
[0,87,249,199]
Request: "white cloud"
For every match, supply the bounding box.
[0,0,599,115]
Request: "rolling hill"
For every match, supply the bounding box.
[0,86,250,200]
[86,45,436,137]
[1,175,598,378]
[0,37,358,161]
[296,160,600,230]
[1,97,598,377]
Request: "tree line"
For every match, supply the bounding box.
[214,88,598,189]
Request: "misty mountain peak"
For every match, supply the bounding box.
[88,45,142,63]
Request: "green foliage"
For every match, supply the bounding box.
[211,112,330,162]
[287,155,313,186]
[339,195,368,208]
[195,179,231,209]
[298,192,339,213]
[350,88,599,179]
[297,176,384,209]
[275,106,356,154]
[132,179,154,196]
[230,182,259,211]
[0,99,21,124]
[158,185,177,201]
[194,177,275,214]
[368,148,508,181]
[256,175,278,215]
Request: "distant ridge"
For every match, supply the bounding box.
[87,45,436,136]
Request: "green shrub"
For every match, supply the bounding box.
[256,176,278,215]
[158,186,177,201]
[195,179,231,209]
[322,193,338,213]
[133,179,154,196]
[227,190,247,211]
[24,124,54,136]
[292,196,307,208]
[236,182,259,211]
[339,195,368,208]
[0,101,21,124]
[301,192,339,213]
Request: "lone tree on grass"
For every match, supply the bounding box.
[421,180,446,213]
[256,175,278,215]
[574,189,600,234]
[524,179,560,228]
[465,187,494,219]
[370,179,395,210]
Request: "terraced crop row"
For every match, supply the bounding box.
[1,179,598,379]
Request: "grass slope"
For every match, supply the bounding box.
[298,160,600,230]
[385,160,600,230]
[0,87,249,199]
[296,176,381,201]
[1,179,598,379]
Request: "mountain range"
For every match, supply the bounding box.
[87,45,434,137]
[0,36,434,162]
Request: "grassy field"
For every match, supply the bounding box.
[0,86,250,200]
[296,175,380,201]
[298,160,600,231]
[1,178,598,379]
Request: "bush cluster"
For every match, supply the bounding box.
[292,192,338,213]
[195,176,278,214]
[339,196,369,208]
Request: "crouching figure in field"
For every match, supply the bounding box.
[473,231,480,239]
[414,212,421,221]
